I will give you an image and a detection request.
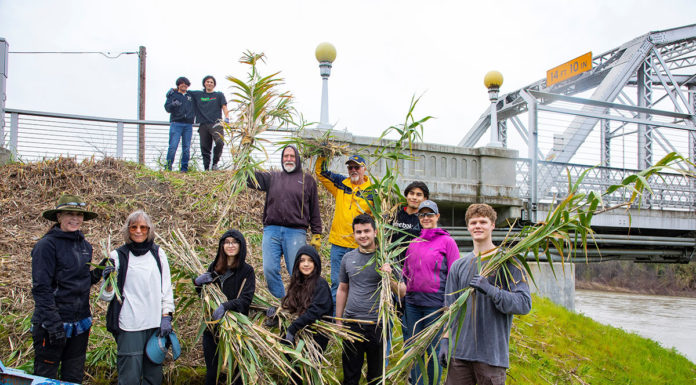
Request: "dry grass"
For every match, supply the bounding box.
[0,156,337,381]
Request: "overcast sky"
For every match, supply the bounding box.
[1,0,695,145]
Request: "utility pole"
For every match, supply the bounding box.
[0,38,7,149]
[137,46,146,164]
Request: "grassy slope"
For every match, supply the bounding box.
[1,158,694,384]
[509,296,696,384]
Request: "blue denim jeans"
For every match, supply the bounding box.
[329,244,354,307]
[404,303,443,385]
[262,225,307,298]
[166,122,193,172]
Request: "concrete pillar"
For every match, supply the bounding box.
[528,263,575,310]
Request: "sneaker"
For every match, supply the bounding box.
[211,164,219,171]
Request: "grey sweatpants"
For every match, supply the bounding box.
[116,328,163,385]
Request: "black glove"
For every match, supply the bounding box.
[171,99,182,107]
[284,331,295,345]
[194,272,215,286]
[102,262,115,280]
[45,324,67,346]
[212,305,226,321]
[266,306,277,318]
[159,315,173,337]
[166,88,175,97]
[438,338,449,368]
[469,274,497,297]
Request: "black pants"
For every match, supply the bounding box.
[32,325,89,384]
[203,329,241,385]
[198,123,224,170]
[342,323,384,385]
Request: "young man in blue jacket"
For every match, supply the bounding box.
[164,76,195,172]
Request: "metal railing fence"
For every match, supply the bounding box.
[2,108,291,170]
[516,158,696,210]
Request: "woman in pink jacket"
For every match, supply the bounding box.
[402,200,460,385]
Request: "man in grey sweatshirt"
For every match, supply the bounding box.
[439,203,532,385]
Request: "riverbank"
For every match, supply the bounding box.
[511,295,696,383]
[575,280,696,298]
[575,260,696,298]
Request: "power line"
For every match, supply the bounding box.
[8,51,138,59]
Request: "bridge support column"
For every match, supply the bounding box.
[528,263,575,311]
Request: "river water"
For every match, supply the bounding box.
[575,289,696,363]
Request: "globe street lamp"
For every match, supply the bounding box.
[315,42,336,129]
[484,70,503,147]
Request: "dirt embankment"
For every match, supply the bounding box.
[0,157,336,375]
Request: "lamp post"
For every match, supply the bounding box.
[315,42,336,129]
[484,70,503,147]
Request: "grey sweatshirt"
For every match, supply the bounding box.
[444,252,532,368]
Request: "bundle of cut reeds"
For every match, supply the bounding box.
[158,229,304,384]
[387,152,696,382]
[252,292,364,385]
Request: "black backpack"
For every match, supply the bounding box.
[105,244,162,337]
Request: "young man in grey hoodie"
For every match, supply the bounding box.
[439,203,531,385]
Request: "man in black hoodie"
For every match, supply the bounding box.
[248,145,322,299]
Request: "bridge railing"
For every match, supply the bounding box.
[516,158,696,210]
[2,108,291,169]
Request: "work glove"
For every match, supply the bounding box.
[159,315,173,337]
[45,323,67,346]
[438,338,449,368]
[309,234,321,250]
[264,306,278,327]
[171,99,182,107]
[469,274,498,297]
[166,88,175,97]
[283,331,295,346]
[194,272,215,286]
[212,305,226,321]
[102,260,115,279]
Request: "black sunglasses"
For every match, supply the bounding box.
[417,212,437,218]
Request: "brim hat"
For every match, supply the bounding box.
[418,200,439,214]
[345,154,366,167]
[146,332,181,365]
[42,194,98,222]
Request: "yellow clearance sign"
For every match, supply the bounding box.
[546,52,592,86]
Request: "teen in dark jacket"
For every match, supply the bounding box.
[193,229,256,385]
[31,194,104,384]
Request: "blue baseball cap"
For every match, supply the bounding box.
[345,154,366,166]
[146,332,181,364]
[418,200,439,214]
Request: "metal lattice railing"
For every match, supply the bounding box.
[516,159,696,210]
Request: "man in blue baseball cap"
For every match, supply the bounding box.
[315,153,373,308]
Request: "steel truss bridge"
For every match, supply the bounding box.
[1,26,695,263]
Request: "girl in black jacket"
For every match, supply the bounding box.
[193,229,256,385]
[279,245,333,384]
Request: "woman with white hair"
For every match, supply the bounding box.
[100,210,175,385]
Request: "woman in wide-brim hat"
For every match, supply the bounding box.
[31,194,107,384]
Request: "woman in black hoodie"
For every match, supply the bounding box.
[193,229,256,385]
[272,245,332,384]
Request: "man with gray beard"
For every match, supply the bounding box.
[248,145,323,298]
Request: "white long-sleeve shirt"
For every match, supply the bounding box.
[99,247,175,331]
